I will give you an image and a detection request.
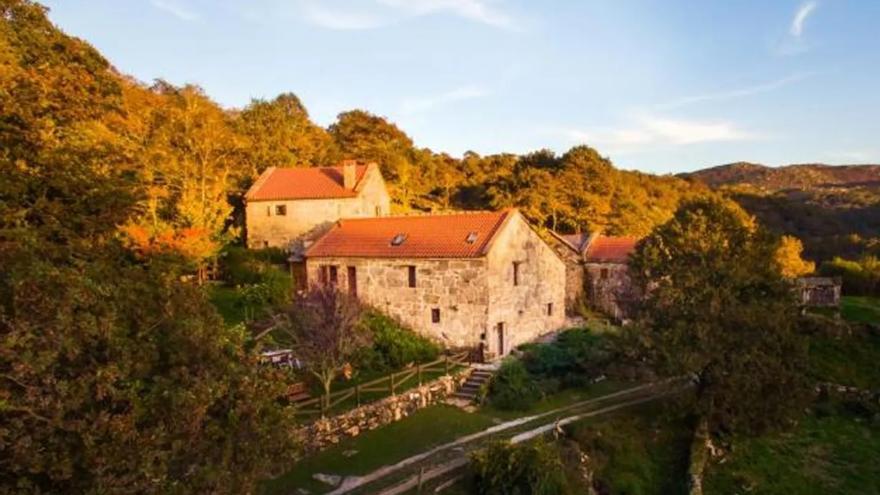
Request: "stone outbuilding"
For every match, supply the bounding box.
[549,232,640,321]
[304,209,566,358]
[796,277,842,308]
[244,160,391,249]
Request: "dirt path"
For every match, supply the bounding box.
[327,377,691,495]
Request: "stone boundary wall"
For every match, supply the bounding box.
[815,382,880,413]
[295,369,471,452]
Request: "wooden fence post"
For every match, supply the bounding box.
[355,384,361,407]
[417,364,422,387]
[444,356,449,376]
[390,372,396,396]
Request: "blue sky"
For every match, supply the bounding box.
[43,0,880,173]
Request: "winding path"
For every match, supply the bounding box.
[326,377,691,495]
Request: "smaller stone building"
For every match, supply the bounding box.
[550,232,639,321]
[304,209,566,357]
[583,235,639,322]
[796,277,842,308]
[244,161,391,249]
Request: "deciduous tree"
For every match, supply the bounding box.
[629,197,810,434]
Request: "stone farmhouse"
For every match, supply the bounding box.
[303,210,566,357]
[244,160,390,249]
[244,162,642,353]
[550,232,640,321]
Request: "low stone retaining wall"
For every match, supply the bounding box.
[816,382,880,414]
[295,369,471,452]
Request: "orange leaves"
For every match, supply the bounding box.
[121,223,218,262]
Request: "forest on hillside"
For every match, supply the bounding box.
[0,0,718,281]
[685,163,880,262]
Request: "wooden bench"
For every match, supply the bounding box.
[287,382,311,403]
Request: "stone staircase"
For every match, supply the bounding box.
[452,365,497,402]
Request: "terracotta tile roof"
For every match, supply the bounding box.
[584,235,639,263]
[306,210,513,259]
[245,164,369,201]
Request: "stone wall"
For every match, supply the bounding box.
[246,167,391,249]
[295,369,470,452]
[547,237,586,315]
[486,212,567,355]
[305,257,490,348]
[584,262,637,321]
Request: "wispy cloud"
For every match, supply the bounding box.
[562,115,756,155]
[293,0,516,31]
[775,1,820,55]
[378,0,514,29]
[400,85,489,115]
[791,1,818,38]
[655,73,812,110]
[151,0,199,21]
[301,4,384,30]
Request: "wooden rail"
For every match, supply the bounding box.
[293,351,470,418]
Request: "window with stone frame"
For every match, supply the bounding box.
[513,261,522,286]
[431,308,441,323]
[275,204,287,216]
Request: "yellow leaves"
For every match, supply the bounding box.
[775,235,815,278]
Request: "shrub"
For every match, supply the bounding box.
[221,246,288,286]
[355,312,441,373]
[470,439,572,495]
[521,328,615,386]
[488,358,541,411]
[820,255,880,296]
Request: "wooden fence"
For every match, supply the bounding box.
[293,351,470,417]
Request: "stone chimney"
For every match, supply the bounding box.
[342,160,357,190]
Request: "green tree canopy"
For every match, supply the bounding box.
[629,197,810,434]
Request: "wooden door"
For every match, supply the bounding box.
[496,322,505,356]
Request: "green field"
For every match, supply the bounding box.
[809,296,880,389]
[565,401,692,495]
[704,409,880,494]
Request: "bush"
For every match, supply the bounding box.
[521,328,615,386]
[488,358,541,411]
[355,312,441,373]
[221,246,288,286]
[470,440,572,495]
[820,256,880,296]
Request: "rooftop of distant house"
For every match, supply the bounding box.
[305,210,514,259]
[244,161,373,201]
[552,231,639,263]
[585,235,639,263]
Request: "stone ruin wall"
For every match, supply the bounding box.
[295,369,470,452]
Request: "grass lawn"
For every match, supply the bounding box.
[808,296,880,389]
[207,284,248,327]
[263,405,495,495]
[263,380,633,494]
[704,408,880,495]
[565,400,693,495]
[841,296,880,325]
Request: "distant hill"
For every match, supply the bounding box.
[683,162,880,262]
[683,162,880,191]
